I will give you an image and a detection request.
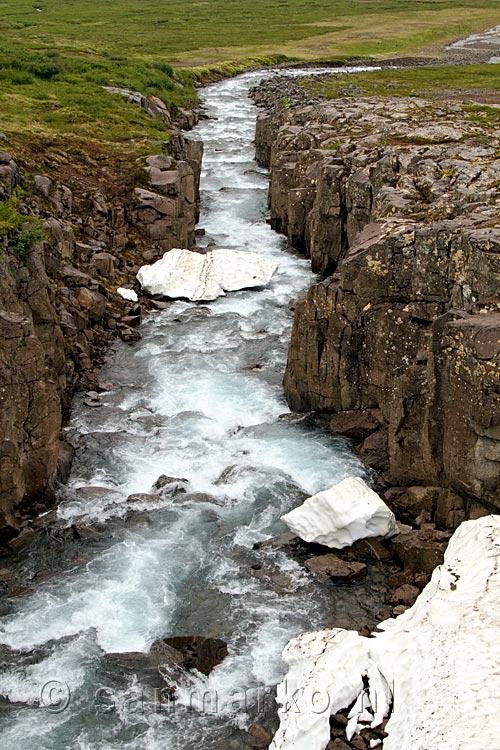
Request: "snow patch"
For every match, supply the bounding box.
[270,515,500,750]
[136,247,278,301]
[116,287,138,302]
[280,476,398,549]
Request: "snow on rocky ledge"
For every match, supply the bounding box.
[280,476,398,549]
[270,515,500,750]
[136,247,278,301]
[116,287,138,302]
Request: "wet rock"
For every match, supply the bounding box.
[120,314,141,328]
[83,398,102,408]
[390,584,420,606]
[0,568,18,584]
[7,528,37,552]
[253,532,301,551]
[153,474,189,495]
[104,650,170,689]
[182,491,220,505]
[126,493,162,505]
[251,564,294,594]
[0,510,20,544]
[72,524,107,541]
[56,441,75,484]
[305,554,368,583]
[76,486,125,504]
[215,464,257,485]
[150,299,171,310]
[98,381,114,392]
[152,635,228,676]
[7,584,34,598]
[118,325,141,342]
[32,510,58,530]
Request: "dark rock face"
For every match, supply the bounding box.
[252,81,500,520]
[0,133,203,542]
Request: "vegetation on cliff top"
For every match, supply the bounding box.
[0,195,44,259]
[0,0,499,169]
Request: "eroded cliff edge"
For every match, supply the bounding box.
[253,77,500,527]
[0,113,202,545]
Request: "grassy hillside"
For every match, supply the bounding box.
[0,0,499,167]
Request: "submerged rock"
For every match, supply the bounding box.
[280,477,398,549]
[269,515,500,750]
[136,247,278,301]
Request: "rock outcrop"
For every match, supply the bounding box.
[137,246,278,301]
[0,130,202,542]
[252,78,500,522]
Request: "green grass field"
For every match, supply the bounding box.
[303,64,500,100]
[0,0,499,167]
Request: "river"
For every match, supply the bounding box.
[0,69,389,750]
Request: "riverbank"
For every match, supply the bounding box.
[251,69,500,526]
[0,98,203,545]
[248,66,499,750]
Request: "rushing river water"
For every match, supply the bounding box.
[0,70,389,749]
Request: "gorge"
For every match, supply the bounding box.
[0,58,498,750]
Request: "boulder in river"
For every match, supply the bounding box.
[280,476,398,549]
[153,474,190,496]
[150,635,228,676]
[136,247,278,301]
[105,634,228,686]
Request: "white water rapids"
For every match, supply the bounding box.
[0,69,387,749]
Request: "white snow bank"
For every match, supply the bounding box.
[270,515,500,750]
[117,287,138,302]
[136,247,278,301]
[280,476,398,549]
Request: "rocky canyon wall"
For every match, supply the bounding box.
[253,78,500,525]
[0,115,202,544]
